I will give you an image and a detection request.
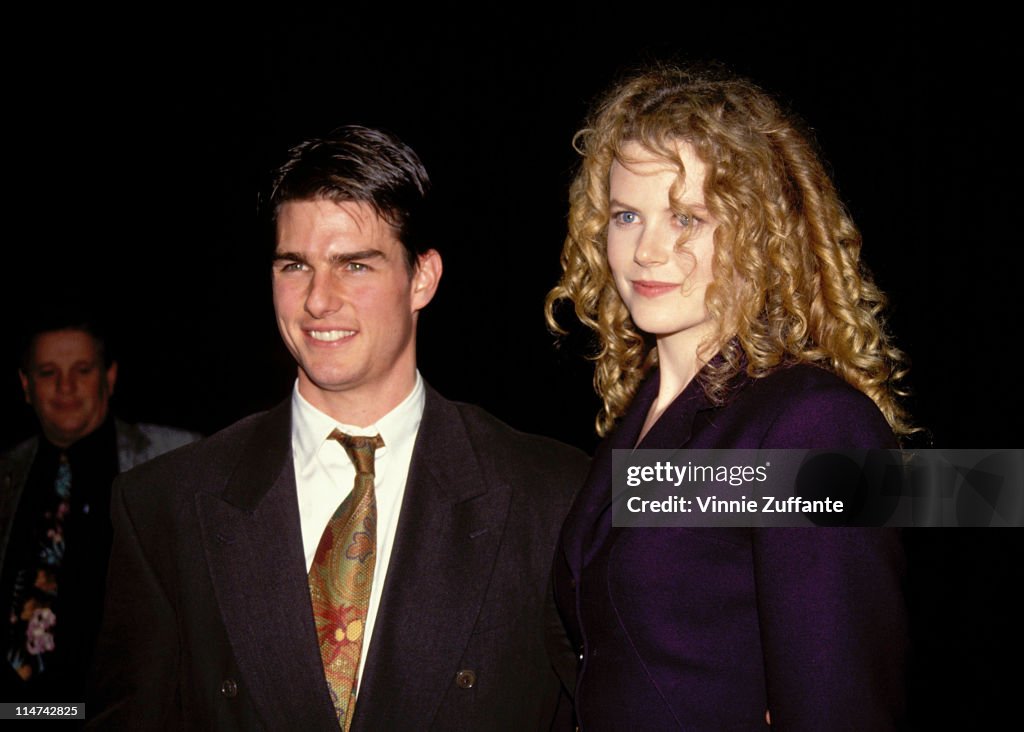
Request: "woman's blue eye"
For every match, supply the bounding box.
[613,211,639,225]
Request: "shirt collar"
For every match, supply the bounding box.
[291,372,426,467]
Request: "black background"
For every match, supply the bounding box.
[2,3,1019,728]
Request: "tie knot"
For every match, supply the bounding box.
[329,429,384,476]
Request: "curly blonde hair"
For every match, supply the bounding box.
[546,64,912,437]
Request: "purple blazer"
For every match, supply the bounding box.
[554,364,907,731]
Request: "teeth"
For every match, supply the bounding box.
[308,330,355,342]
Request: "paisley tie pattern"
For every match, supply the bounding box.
[308,430,384,731]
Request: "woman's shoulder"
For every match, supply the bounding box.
[749,362,864,396]
[720,363,897,449]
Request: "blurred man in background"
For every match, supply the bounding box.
[1,310,200,704]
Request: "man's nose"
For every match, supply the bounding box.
[305,270,343,318]
[56,371,75,394]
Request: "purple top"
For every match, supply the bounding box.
[555,364,907,731]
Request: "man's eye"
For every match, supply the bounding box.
[612,211,639,225]
[278,262,306,273]
[345,262,369,272]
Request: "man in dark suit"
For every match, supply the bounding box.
[2,315,199,706]
[88,126,588,730]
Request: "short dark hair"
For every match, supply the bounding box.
[268,125,431,271]
[18,303,114,372]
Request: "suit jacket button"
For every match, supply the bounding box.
[221,678,238,698]
[569,578,577,589]
[455,669,476,689]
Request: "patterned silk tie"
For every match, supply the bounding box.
[308,430,384,731]
[6,452,71,681]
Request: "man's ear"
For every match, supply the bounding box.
[19,370,30,405]
[411,249,443,312]
[105,360,119,397]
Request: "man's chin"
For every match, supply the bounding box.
[44,427,91,447]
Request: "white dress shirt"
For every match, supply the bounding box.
[290,372,425,688]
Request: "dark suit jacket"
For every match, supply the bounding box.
[1,420,200,573]
[89,386,588,731]
[554,365,907,731]
[1,420,200,704]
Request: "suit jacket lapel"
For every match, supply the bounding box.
[196,400,338,730]
[561,373,657,575]
[0,439,36,571]
[562,368,714,573]
[352,387,511,730]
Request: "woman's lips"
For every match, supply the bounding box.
[631,280,678,297]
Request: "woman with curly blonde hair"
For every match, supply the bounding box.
[548,65,908,730]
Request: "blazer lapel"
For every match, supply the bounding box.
[562,368,714,573]
[352,387,511,730]
[196,401,338,730]
[560,373,657,575]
